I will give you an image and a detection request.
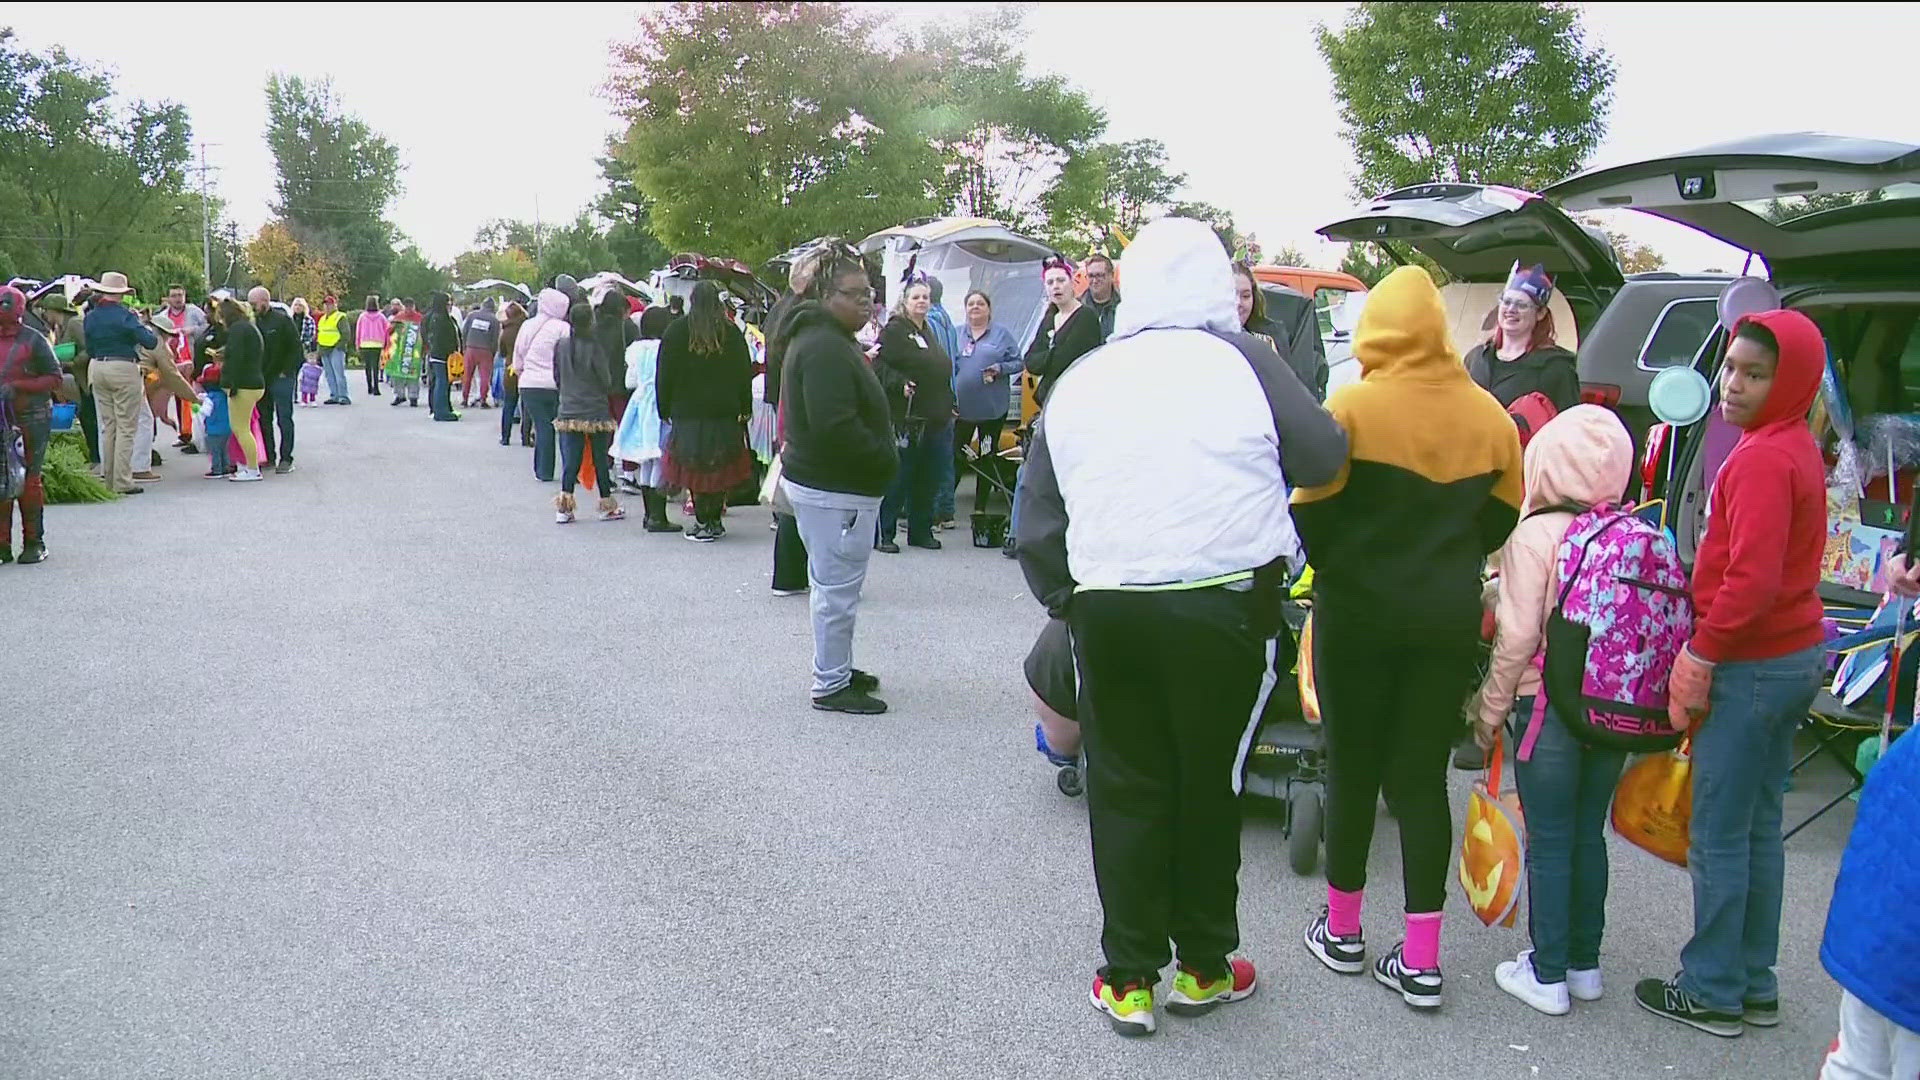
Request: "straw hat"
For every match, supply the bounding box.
[95,271,134,295]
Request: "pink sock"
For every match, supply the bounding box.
[1404,912,1443,970]
[1327,886,1363,937]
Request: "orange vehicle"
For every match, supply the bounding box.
[1250,265,1368,341]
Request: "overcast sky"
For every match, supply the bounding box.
[9,3,1919,273]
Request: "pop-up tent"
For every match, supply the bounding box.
[858,218,1054,352]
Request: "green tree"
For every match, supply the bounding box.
[595,152,672,278]
[452,246,539,290]
[143,248,207,301]
[605,2,944,264]
[0,30,198,278]
[1269,243,1311,269]
[1044,139,1186,254]
[1317,2,1616,196]
[380,246,448,302]
[1338,245,1397,288]
[264,73,402,298]
[1165,200,1241,255]
[910,6,1105,233]
[1763,189,1883,224]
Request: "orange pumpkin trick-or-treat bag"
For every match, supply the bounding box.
[1459,732,1527,928]
[1611,735,1693,868]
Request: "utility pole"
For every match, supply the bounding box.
[195,143,217,290]
[534,195,544,265]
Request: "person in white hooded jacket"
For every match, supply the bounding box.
[511,287,570,481]
[1014,217,1346,1037]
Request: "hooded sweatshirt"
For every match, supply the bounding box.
[511,288,571,391]
[1292,266,1524,638]
[1015,218,1346,613]
[1477,405,1634,728]
[779,301,898,498]
[1687,309,1827,664]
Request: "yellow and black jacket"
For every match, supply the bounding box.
[1291,267,1522,638]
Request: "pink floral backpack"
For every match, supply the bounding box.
[1537,506,1694,752]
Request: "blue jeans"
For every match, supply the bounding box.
[879,420,951,545]
[320,345,349,401]
[519,388,560,481]
[1678,643,1823,1012]
[933,429,957,521]
[257,375,296,464]
[428,360,455,419]
[1512,696,1627,983]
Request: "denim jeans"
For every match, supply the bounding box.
[879,419,950,544]
[1678,643,1823,1013]
[932,429,957,521]
[428,360,455,419]
[320,346,349,401]
[519,388,560,481]
[500,378,520,443]
[1511,696,1627,983]
[257,375,295,464]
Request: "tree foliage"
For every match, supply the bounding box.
[605,2,944,265]
[1317,2,1615,196]
[910,6,1104,234]
[143,248,207,301]
[1044,139,1186,255]
[1268,243,1310,269]
[246,221,345,303]
[595,153,672,278]
[1581,218,1666,274]
[264,73,402,299]
[379,246,448,303]
[1763,189,1883,225]
[0,29,199,278]
[1338,245,1398,288]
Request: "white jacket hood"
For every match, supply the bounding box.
[1111,217,1239,342]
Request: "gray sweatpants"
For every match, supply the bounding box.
[784,478,883,697]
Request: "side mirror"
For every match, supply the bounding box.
[1649,366,1712,427]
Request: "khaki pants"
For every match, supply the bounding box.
[90,360,145,494]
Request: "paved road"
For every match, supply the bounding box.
[3,395,1861,1078]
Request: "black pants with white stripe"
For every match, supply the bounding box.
[1069,586,1275,986]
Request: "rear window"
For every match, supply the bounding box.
[1640,299,1717,370]
[1314,288,1352,337]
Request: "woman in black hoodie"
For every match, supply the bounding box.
[872,275,954,553]
[422,291,462,421]
[657,281,753,542]
[779,250,898,715]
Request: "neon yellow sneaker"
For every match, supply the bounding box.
[1089,975,1156,1036]
[1166,956,1259,1016]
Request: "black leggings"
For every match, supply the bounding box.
[1316,617,1481,914]
[360,347,382,393]
[558,430,614,497]
[953,418,1005,512]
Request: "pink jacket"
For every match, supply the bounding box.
[1476,404,1634,730]
[511,288,571,391]
[355,311,390,349]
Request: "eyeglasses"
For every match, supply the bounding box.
[835,287,875,302]
[1498,296,1536,312]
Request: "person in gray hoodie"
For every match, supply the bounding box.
[550,302,625,524]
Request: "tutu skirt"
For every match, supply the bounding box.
[663,417,752,493]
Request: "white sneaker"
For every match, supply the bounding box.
[1496,951,1571,1016]
[228,467,263,483]
[555,509,575,524]
[1567,964,1603,1002]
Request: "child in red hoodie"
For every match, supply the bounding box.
[1636,310,1829,1038]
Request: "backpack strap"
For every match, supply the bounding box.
[1524,501,1588,522]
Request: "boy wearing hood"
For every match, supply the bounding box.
[1473,405,1637,1016]
[1635,310,1828,1038]
[1015,218,1346,1036]
[1291,265,1523,1010]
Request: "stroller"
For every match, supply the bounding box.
[1240,597,1326,875]
[959,429,1018,549]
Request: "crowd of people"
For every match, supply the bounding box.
[6,222,1913,1079]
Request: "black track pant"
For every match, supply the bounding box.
[1069,587,1275,986]
[1316,615,1481,913]
[772,511,809,591]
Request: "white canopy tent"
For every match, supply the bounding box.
[857,218,1053,352]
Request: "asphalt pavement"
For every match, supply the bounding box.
[1,391,1863,1079]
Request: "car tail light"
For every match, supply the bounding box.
[1581,382,1622,408]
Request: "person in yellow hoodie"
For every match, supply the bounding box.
[1292,265,1523,1010]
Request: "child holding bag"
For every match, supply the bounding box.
[1473,404,1636,1016]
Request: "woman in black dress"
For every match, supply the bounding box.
[658,281,754,543]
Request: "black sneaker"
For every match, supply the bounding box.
[812,684,888,715]
[850,669,880,693]
[1742,998,1780,1028]
[1304,909,1367,974]
[1634,977,1742,1038]
[907,535,942,551]
[1373,943,1442,1010]
[875,539,901,554]
[275,461,295,475]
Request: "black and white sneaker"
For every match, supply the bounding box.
[1303,909,1366,975]
[1742,998,1780,1028]
[1634,977,1742,1038]
[1373,943,1442,1009]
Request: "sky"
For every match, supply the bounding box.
[9,2,1920,273]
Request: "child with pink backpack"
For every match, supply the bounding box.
[1473,404,1693,1016]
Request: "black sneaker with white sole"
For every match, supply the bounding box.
[1303,909,1366,974]
[811,684,888,715]
[1634,977,1742,1037]
[1373,943,1442,1009]
[1742,998,1780,1028]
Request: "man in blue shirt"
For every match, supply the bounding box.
[80,271,157,495]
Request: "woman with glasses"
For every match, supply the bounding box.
[1463,263,1580,413]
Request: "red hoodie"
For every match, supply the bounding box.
[1689,309,1828,663]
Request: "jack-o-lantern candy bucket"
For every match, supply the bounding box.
[1611,736,1693,868]
[1459,733,1527,927]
